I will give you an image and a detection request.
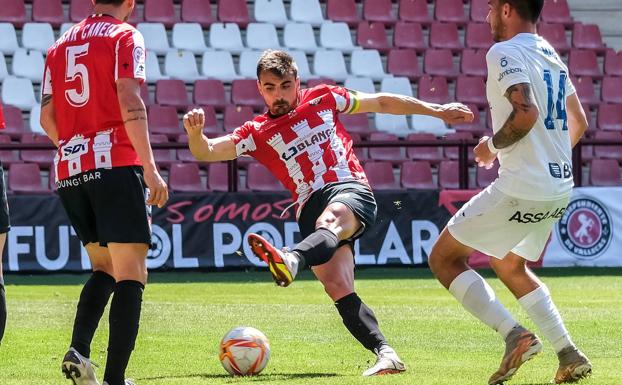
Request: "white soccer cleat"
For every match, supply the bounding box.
[554,346,592,384]
[62,348,100,385]
[488,326,543,385]
[362,345,406,376]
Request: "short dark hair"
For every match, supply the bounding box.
[256,50,298,80]
[95,0,125,5]
[500,0,544,23]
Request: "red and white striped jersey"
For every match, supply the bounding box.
[42,14,146,181]
[230,85,368,217]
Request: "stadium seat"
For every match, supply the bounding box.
[70,0,92,23]
[589,159,621,186]
[405,133,443,162]
[538,23,570,54]
[28,104,45,135]
[286,50,312,81]
[1,77,37,111]
[284,23,318,53]
[145,51,168,83]
[20,134,54,168]
[466,22,494,50]
[209,23,244,53]
[290,0,324,26]
[326,0,361,27]
[169,163,205,192]
[368,133,407,161]
[164,50,200,82]
[444,132,474,160]
[137,23,171,54]
[340,113,372,136]
[32,0,64,28]
[394,22,426,51]
[306,78,337,88]
[411,112,450,136]
[194,79,227,110]
[357,22,391,53]
[0,134,19,166]
[418,76,450,105]
[387,49,421,80]
[0,0,28,28]
[541,0,573,27]
[476,162,499,188]
[438,160,459,189]
[155,79,189,109]
[429,22,462,51]
[181,0,214,27]
[172,23,207,54]
[381,77,413,97]
[224,105,254,131]
[148,105,181,137]
[149,134,176,168]
[364,161,399,190]
[401,161,435,189]
[363,0,396,24]
[247,163,283,191]
[434,0,467,25]
[0,23,19,54]
[254,0,288,27]
[453,104,485,135]
[424,49,458,78]
[11,49,44,83]
[349,133,368,161]
[239,50,263,78]
[455,76,487,107]
[398,0,432,25]
[231,79,264,110]
[144,0,177,27]
[598,104,622,131]
[461,49,487,77]
[140,83,153,106]
[22,23,55,53]
[602,77,622,104]
[572,24,605,53]
[375,113,411,137]
[217,0,250,27]
[319,22,358,52]
[345,77,375,94]
[470,0,489,22]
[201,51,240,82]
[128,4,144,25]
[8,163,48,194]
[313,50,349,82]
[0,105,26,138]
[207,162,229,191]
[246,23,281,50]
[60,23,74,37]
[0,54,8,81]
[350,50,386,81]
[594,131,622,159]
[573,77,599,107]
[568,49,601,79]
[605,49,622,77]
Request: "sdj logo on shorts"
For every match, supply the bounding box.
[557,197,612,259]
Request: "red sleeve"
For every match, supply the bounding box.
[229,121,258,157]
[327,85,359,114]
[116,29,146,83]
[0,104,5,129]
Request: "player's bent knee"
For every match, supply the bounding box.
[323,280,354,300]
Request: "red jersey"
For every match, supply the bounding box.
[42,14,146,181]
[230,85,368,217]
[0,104,5,129]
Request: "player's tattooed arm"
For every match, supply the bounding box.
[123,107,147,124]
[492,83,539,149]
[41,93,53,108]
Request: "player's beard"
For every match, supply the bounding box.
[270,100,292,117]
[491,13,504,42]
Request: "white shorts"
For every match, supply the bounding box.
[447,185,570,261]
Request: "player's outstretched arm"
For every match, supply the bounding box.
[40,94,59,146]
[183,108,237,162]
[566,92,589,148]
[350,91,474,125]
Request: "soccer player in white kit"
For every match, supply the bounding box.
[428,1,592,384]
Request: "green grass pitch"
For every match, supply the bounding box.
[0,267,620,385]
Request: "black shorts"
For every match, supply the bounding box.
[0,165,10,234]
[298,180,377,248]
[57,166,152,247]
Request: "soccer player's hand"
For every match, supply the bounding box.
[183,108,205,138]
[144,167,169,208]
[474,136,497,170]
[437,103,475,125]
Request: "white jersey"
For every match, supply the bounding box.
[486,33,576,201]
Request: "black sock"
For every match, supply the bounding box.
[71,271,116,358]
[335,292,387,352]
[0,284,6,345]
[293,228,339,267]
[103,280,144,385]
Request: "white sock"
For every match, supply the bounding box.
[449,270,518,339]
[518,284,574,353]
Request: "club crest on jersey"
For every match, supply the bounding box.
[556,197,613,260]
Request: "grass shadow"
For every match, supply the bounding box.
[139,372,341,381]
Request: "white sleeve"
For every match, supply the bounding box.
[42,65,53,95]
[486,44,530,94]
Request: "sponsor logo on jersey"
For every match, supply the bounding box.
[60,136,90,161]
[498,67,523,81]
[508,207,566,224]
[281,127,333,161]
[556,197,612,259]
[500,57,508,67]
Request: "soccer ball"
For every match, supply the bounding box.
[219,326,270,376]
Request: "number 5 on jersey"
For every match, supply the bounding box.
[65,43,90,107]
